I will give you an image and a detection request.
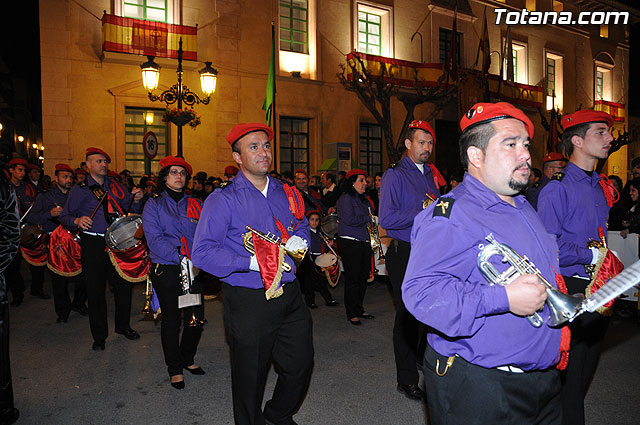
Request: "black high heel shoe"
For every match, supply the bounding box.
[170,375,185,390]
[184,366,206,375]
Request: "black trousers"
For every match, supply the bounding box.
[151,264,204,377]
[561,276,610,425]
[3,255,23,303]
[424,344,561,425]
[300,256,333,306]
[0,300,14,417]
[51,272,87,320]
[80,234,133,343]
[222,280,313,425]
[338,238,371,319]
[29,264,45,295]
[386,239,425,386]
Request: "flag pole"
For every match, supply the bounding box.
[271,22,278,173]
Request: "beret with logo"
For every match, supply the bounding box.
[226,123,274,146]
[560,109,614,131]
[409,119,436,143]
[460,102,534,140]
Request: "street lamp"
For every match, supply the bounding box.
[140,37,218,157]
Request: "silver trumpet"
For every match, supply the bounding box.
[477,234,584,328]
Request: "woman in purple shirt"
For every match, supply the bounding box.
[336,169,375,325]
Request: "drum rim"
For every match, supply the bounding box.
[105,214,143,251]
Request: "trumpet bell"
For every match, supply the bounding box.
[546,291,584,327]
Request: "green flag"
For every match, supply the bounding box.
[263,24,276,125]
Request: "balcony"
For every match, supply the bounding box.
[102,13,197,61]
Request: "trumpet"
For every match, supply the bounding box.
[477,233,584,328]
[423,193,436,209]
[367,211,384,260]
[242,225,308,272]
[180,256,203,327]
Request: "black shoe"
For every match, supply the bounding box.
[307,303,318,309]
[56,317,68,323]
[397,383,426,401]
[359,313,375,319]
[184,366,206,375]
[170,380,185,390]
[348,318,362,326]
[71,305,89,316]
[115,328,140,340]
[326,300,339,307]
[31,291,51,300]
[92,341,105,351]
[0,407,19,424]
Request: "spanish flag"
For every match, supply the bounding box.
[102,13,197,60]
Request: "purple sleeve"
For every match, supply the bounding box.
[191,193,251,277]
[402,212,510,338]
[379,168,420,231]
[537,181,592,267]
[142,198,180,264]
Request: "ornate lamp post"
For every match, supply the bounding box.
[140,37,218,157]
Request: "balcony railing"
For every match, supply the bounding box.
[345,52,544,109]
[102,13,197,61]
[594,100,625,122]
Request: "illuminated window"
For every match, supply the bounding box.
[355,2,393,58]
[546,52,564,111]
[600,24,609,38]
[503,42,527,84]
[553,1,563,12]
[525,0,536,11]
[280,0,308,54]
[123,0,167,22]
[595,66,612,101]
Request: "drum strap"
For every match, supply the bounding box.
[89,184,124,225]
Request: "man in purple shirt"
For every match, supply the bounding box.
[192,123,312,425]
[60,147,143,351]
[379,119,445,401]
[403,102,565,424]
[537,109,615,425]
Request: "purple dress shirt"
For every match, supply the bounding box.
[537,162,610,278]
[336,192,370,241]
[143,191,201,266]
[191,172,310,289]
[28,186,68,233]
[379,155,440,243]
[402,173,562,371]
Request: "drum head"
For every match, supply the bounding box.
[105,215,143,251]
[320,214,339,239]
[315,253,337,268]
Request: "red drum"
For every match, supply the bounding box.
[48,225,82,276]
[107,241,151,283]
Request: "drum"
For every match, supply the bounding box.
[314,252,341,288]
[20,223,45,249]
[320,214,339,239]
[105,214,143,251]
[48,225,82,276]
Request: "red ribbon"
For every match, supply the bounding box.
[598,174,619,207]
[428,164,447,189]
[109,182,126,200]
[283,184,305,220]
[590,250,624,309]
[187,198,202,220]
[252,231,284,294]
[554,272,571,371]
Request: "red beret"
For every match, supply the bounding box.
[55,163,74,174]
[145,180,157,188]
[8,158,28,168]
[86,147,111,163]
[543,152,567,163]
[27,163,42,172]
[460,102,534,140]
[294,168,309,179]
[74,168,88,176]
[224,165,239,176]
[159,156,193,176]
[346,169,368,180]
[226,123,274,146]
[560,109,614,131]
[409,120,436,143]
[107,170,121,179]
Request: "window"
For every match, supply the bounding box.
[439,28,462,68]
[359,123,382,176]
[123,0,167,23]
[525,0,536,11]
[546,52,564,111]
[553,1,563,12]
[124,107,168,178]
[355,2,393,58]
[503,42,527,84]
[280,0,308,54]
[358,11,381,55]
[595,70,603,100]
[600,24,609,38]
[279,117,309,173]
[595,66,612,101]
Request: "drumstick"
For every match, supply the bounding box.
[89,192,108,220]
